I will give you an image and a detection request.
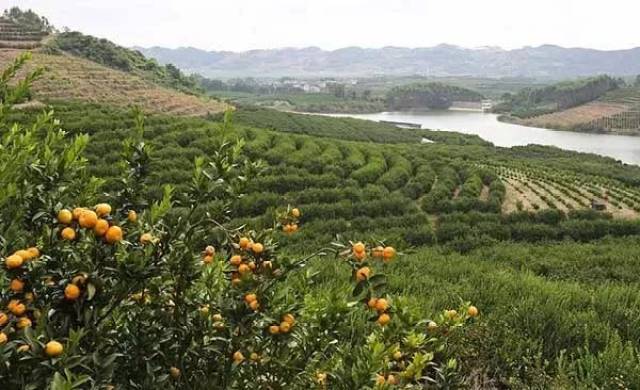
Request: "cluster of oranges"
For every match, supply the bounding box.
[1,247,65,357]
[367,297,391,326]
[229,237,268,286]
[202,245,216,264]
[57,203,127,244]
[351,242,396,263]
[244,292,260,311]
[1,246,40,346]
[375,372,399,386]
[268,313,295,335]
[280,207,301,234]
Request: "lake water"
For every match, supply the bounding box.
[331,110,640,165]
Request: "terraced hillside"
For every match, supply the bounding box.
[0,49,228,116]
[516,87,640,133]
[0,17,48,49]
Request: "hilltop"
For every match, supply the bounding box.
[137,44,640,79]
[0,7,228,116]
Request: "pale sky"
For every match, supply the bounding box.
[5,0,639,52]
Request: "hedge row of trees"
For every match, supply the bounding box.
[386,82,484,110]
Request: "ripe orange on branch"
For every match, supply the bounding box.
[65,284,81,300]
[105,226,123,244]
[57,209,73,224]
[5,254,23,269]
[45,341,64,357]
[78,210,98,229]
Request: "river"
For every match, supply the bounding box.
[329,110,640,165]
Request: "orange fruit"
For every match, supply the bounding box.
[94,219,109,236]
[127,210,138,223]
[214,321,225,330]
[427,321,438,331]
[290,223,298,232]
[16,317,31,329]
[233,351,244,362]
[0,333,7,345]
[367,297,378,309]
[372,246,384,258]
[45,340,64,357]
[468,305,479,317]
[140,233,153,244]
[244,293,257,303]
[204,245,215,256]
[9,279,24,293]
[355,267,371,281]
[382,246,396,262]
[238,264,250,275]
[231,278,241,287]
[95,203,112,217]
[252,243,264,254]
[282,313,295,325]
[212,313,223,322]
[58,209,73,224]
[26,247,40,259]
[249,300,260,311]
[14,249,32,261]
[72,207,86,220]
[61,227,76,241]
[250,352,259,362]
[78,210,98,229]
[393,351,402,360]
[169,366,181,379]
[10,302,26,316]
[230,255,242,266]
[262,260,273,270]
[269,325,280,335]
[445,309,457,320]
[199,305,210,316]
[387,374,398,385]
[239,237,250,249]
[202,255,213,264]
[352,242,365,254]
[248,261,256,270]
[291,208,301,218]
[279,321,291,333]
[5,254,23,269]
[64,284,81,300]
[354,251,367,261]
[283,224,292,233]
[377,313,391,326]
[105,226,123,244]
[0,312,8,326]
[375,374,386,385]
[375,298,388,312]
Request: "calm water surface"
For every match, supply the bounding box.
[332,110,640,165]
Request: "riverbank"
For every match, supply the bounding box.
[325,110,640,165]
[497,112,640,137]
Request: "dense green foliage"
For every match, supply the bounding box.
[2,7,53,33]
[8,95,640,387]
[496,75,620,118]
[46,32,200,93]
[386,82,484,110]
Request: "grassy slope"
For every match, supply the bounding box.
[0,49,229,116]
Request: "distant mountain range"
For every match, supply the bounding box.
[135,45,640,79]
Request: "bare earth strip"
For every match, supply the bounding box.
[0,49,229,116]
[502,181,530,213]
[520,102,629,129]
[479,185,490,202]
[505,178,549,211]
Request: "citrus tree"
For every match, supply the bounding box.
[0,54,479,389]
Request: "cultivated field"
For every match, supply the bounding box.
[0,49,229,116]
